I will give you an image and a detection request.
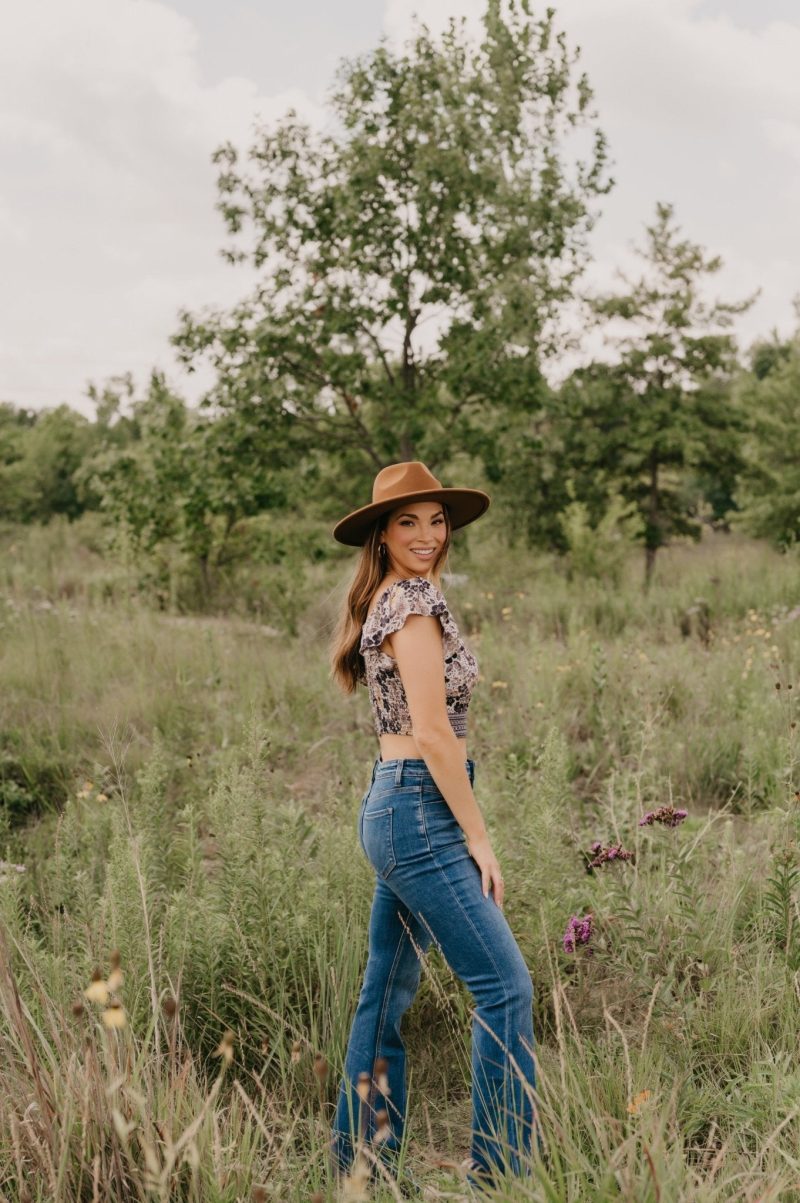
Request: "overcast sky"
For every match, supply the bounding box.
[2,0,799,418]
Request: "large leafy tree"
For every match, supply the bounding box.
[172,0,611,509]
[559,202,756,588]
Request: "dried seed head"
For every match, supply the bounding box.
[72,1000,85,1018]
[290,1039,302,1064]
[356,1071,371,1103]
[106,967,124,993]
[109,948,121,969]
[214,1030,235,1063]
[374,1108,391,1144]
[349,1150,372,1188]
[251,1187,268,1203]
[313,1053,328,1080]
[162,995,177,1019]
[84,977,109,1005]
[101,1003,127,1029]
[374,1055,391,1096]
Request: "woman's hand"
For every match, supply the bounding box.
[466,832,504,911]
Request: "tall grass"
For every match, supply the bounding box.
[1,516,800,1198]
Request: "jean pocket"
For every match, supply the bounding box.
[362,806,396,879]
[420,795,466,853]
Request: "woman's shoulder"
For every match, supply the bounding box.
[361,575,454,657]
[367,575,444,621]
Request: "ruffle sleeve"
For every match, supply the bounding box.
[360,577,462,660]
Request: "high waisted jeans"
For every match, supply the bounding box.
[330,755,538,1189]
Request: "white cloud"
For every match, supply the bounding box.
[4,0,799,417]
[0,0,324,415]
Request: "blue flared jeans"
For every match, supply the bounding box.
[330,755,538,1189]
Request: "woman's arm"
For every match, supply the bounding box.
[391,613,504,909]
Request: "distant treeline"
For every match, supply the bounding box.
[2,2,799,599]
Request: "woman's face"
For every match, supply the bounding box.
[381,501,448,577]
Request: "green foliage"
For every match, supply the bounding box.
[732,327,800,550]
[569,201,757,586]
[0,402,96,523]
[172,1,611,504]
[76,371,293,606]
[558,488,644,586]
[762,845,800,970]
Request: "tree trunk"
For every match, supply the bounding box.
[644,454,660,593]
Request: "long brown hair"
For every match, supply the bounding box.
[329,503,453,694]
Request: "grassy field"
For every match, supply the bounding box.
[1,514,800,1200]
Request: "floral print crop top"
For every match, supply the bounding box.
[359,576,479,739]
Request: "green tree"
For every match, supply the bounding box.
[0,402,36,520]
[77,372,292,604]
[172,0,612,512]
[731,321,800,549]
[577,201,757,588]
[0,403,95,523]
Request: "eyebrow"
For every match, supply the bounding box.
[396,510,444,519]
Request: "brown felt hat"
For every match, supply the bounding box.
[332,460,491,547]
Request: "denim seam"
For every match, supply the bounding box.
[427,851,511,1132]
[371,905,412,1131]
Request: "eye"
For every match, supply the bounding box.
[400,518,444,526]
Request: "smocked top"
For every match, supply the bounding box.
[359,575,479,739]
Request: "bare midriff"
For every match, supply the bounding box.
[379,733,468,762]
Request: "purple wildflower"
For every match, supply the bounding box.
[639,806,688,828]
[588,841,634,870]
[563,912,594,953]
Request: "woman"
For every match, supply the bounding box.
[328,461,539,1195]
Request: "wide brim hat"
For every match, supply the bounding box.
[332,460,491,547]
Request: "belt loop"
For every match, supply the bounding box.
[394,759,403,787]
[371,759,379,785]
